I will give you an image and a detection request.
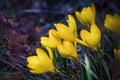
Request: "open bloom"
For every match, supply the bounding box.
[54,14,77,42]
[27,47,56,74]
[75,23,101,51]
[41,29,61,49]
[114,48,120,59]
[104,13,120,35]
[75,3,96,27]
[57,40,78,60]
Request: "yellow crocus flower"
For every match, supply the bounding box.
[27,47,56,74]
[104,13,120,35]
[75,23,101,51]
[57,40,78,60]
[54,23,75,42]
[41,29,61,49]
[114,48,120,59]
[54,14,77,42]
[75,3,96,27]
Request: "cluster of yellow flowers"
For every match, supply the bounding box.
[27,3,120,74]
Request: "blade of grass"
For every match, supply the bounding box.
[85,54,91,80]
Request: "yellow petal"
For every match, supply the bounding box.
[80,30,90,42]
[27,56,39,69]
[54,23,74,41]
[82,7,95,24]
[58,45,73,59]
[40,29,61,48]
[76,3,96,27]
[27,56,50,74]
[29,64,52,74]
[27,56,38,64]
[46,47,53,61]
[30,69,45,74]
[75,37,88,47]
[41,37,57,48]
[114,48,120,59]
[36,48,55,68]
[36,48,51,62]
[104,14,113,30]
[113,14,120,34]
[63,40,78,60]
[80,30,97,48]
[57,40,78,60]
[75,11,86,25]
[49,29,59,39]
[27,48,56,74]
[91,3,96,21]
[85,35,98,50]
[49,29,62,45]
[80,24,101,50]
[104,14,120,35]
[91,24,101,47]
[67,14,77,34]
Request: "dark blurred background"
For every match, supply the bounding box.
[0,0,120,79]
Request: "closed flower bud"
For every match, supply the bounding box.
[104,13,120,35]
[27,47,56,74]
[75,3,96,27]
[75,23,101,51]
[57,40,78,60]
